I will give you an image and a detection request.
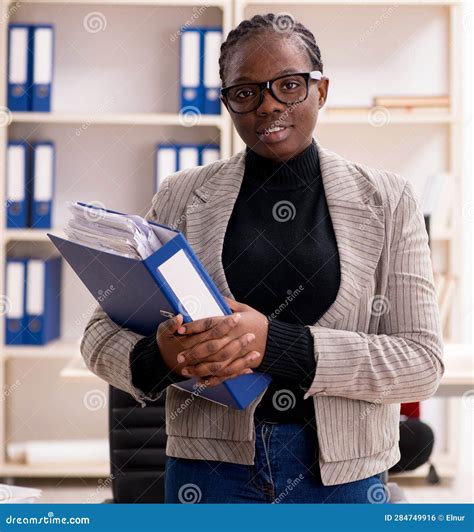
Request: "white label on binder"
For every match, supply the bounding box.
[26,260,45,315]
[204,31,222,88]
[179,147,199,170]
[156,148,176,189]
[9,28,28,84]
[201,147,220,166]
[158,249,224,320]
[7,145,25,201]
[34,144,54,200]
[34,28,53,84]
[6,262,24,318]
[181,31,200,89]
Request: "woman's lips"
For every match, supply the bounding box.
[256,125,292,144]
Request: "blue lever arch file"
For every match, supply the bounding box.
[48,213,271,409]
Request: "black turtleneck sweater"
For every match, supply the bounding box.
[130,139,341,424]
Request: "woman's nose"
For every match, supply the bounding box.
[256,88,286,115]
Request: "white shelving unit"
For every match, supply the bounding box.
[0,0,233,479]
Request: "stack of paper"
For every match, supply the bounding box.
[0,484,42,504]
[64,202,162,260]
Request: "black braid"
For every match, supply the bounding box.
[219,13,324,85]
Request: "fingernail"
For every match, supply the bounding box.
[182,368,190,376]
[247,333,256,343]
[233,313,241,323]
[177,326,186,334]
[177,354,185,363]
[244,369,253,374]
[248,351,260,361]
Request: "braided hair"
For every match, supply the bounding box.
[219,13,324,86]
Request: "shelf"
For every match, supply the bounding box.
[3,339,81,360]
[237,0,460,5]
[10,112,226,128]
[319,112,455,125]
[0,462,110,478]
[60,356,98,381]
[4,228,64,242]
[10,0,225,5]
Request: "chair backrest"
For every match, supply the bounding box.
[109,385,167,503]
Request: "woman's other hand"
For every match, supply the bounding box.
[175,296,269,386]
[156,311,243,378]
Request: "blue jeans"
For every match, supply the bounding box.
[165,421,387,503]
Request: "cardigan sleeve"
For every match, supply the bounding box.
[130,333,184,397]
[258,318,317,388]
[303,180,444,404]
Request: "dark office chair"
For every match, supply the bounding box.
[108,385,167,503]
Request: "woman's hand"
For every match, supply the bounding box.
[156,312,242,377]
[175,297,269,386]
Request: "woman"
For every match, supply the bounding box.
[81,13,444,503]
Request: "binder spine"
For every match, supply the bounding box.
[6,141,29,229]
[7,24,32,111]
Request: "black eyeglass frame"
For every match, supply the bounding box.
[220,70,323,114]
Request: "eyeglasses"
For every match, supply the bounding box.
[220,71,322,114]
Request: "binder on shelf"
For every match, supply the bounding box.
[155,143,221,192]
[180,28,203,111]
[31,141,55,228]
[7,24,32,112]
[178,144,199,170]
[202,28,222,115]
[6,141,30,229]
[5,259,27,345]
[48,205,272,409]
[155,144,178,192]
[200,144,220,166]
[31,25,54,112]
[23,256,62,345]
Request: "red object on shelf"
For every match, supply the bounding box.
[400,402,420,418]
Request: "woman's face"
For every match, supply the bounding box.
[221,32,329,162]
